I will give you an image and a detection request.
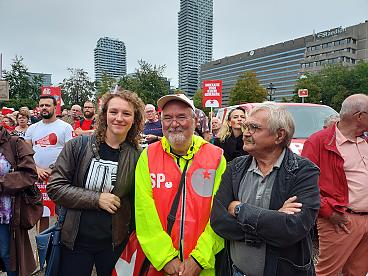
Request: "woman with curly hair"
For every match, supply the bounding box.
[214,107,247,162]
[47,89,145,276]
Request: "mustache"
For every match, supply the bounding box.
[168,126,183,132]
[243,137,255,144]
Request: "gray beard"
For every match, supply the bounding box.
[166,132,186,145]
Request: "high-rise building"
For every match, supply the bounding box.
[178,0,213,97]
[201,20,368,104]
[94,37,127,82]
[29,72,52,86]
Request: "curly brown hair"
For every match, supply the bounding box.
[95,90,145,149]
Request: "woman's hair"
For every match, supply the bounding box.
[218,107,246,142]
[16,109,30,120]
[95,89,145,149]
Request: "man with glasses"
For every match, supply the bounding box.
[211,102,320,276]
[135,94,226,275]
[302,94,368,276]
[74,100,96,136]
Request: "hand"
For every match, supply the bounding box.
[228,200,241,217]
[278,196,302,214]
[36,167,51,181]
[145,134,158,142]
[74,127,83,136]
[329,212,350,234]
[98,193,121,214]
[163,258,183,276]
[182,257,202,276]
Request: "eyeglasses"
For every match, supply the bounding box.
[241,123,262,134]
[162,115,192,124]
[353,111,368,116]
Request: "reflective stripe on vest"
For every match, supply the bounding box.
[147,141,223,259]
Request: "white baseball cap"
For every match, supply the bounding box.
[157,94,195,111]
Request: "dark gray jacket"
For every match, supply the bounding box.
[47,134,141,249]
[211,148,320,276]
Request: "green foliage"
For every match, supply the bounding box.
[118,60,168,105]
[60,68,95,107]
[3,56,42,101]
[95,73,117,99]
[193,89,210,114]
[292,62,368,111]
[229,71,267,105]
[0,98,38,111]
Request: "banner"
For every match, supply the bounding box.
[36,178,56,217]
[41,86,62,115]
[202,80,222,108]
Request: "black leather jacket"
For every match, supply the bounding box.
[211,148,320,275]
[47,134,141,249]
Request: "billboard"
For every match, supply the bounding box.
[41,86,62,115]
[0,80,9,101]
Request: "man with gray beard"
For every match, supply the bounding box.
[135,94,227,276]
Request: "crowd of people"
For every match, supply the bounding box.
[0,91,367,276]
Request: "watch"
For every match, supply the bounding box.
[234,203,242,217]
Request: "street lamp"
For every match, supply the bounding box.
[266,82,276,101]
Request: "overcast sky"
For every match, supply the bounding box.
[1,0,367,87]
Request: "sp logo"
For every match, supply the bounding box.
[150,173,172,189]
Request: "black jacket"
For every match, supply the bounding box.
[211,148,320,276]
[214,134,247,162]
[47,134,141,249]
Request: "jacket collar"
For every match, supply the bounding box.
[161,135,207,160]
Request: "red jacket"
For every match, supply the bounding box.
[301,124,348,218]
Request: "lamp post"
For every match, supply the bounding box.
[266,82,276,101]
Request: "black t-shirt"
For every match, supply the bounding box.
[77,143,119,246]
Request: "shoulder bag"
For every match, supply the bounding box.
[9,136,43,230]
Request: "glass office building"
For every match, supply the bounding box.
[178,0,213,97]
[94,37,127,82]
[201,20,368,104]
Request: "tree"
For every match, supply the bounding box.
[60,68,95,107]
[292,62,368,111]
[2,56,40,108]
[229,71,267,105]
[4,56,42,100]
[292,72,323,104]
[95,73,117,98]
[118,60,168,104]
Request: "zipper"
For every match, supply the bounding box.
[178,158,188,261]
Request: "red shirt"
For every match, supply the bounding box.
[74,118,95,130]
